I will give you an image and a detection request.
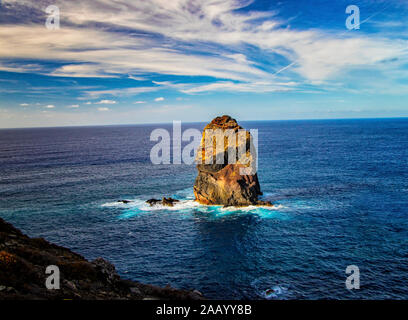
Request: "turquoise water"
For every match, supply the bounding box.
[1,119,408,299]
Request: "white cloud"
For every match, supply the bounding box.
[0,61,44,74]
[85,102,92,105]
[181,81,297,94]
[96,100,117,104]
[86,87,158,98]
[0,0,407,93]
[20,103,29,106]
[128,75,146,81]
[155,97,165,102]
[45,105,55,109]
[50,64,119,78]
[134,101,146,104]
[0,25,267,82]
[68,104,80,108]
[97,107,110,112]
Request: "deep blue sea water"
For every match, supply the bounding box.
[1,118,408,299]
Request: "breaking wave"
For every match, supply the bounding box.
[101,188,288,220]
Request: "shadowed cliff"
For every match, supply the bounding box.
[0,217,204,300]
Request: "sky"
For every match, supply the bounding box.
[0,0,407,128]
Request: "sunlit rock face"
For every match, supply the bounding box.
[193,115,271,207]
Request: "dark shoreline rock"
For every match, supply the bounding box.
[146,197,180,207]
[117,200,133,204]
[194,115,272,207]
[0,217,204,300]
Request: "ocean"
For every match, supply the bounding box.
[0,118,407,299]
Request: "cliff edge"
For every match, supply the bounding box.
[0,217,204,300]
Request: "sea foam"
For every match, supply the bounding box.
[101,193,287,220]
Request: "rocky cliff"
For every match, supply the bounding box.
[0,217,204,300]
[194,115,271,207]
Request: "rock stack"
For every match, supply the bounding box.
[193,115,271,207]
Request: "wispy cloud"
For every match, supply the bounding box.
[97,107,110,112]
[85,87,159,98]
[96,100,117,104]
[181,81,297,94]
[45,105,55,109]
[0,61,44,74]
[0,24,267,82]
[0,0,407,96]
[128,75,146,81]
[155,97,165,102]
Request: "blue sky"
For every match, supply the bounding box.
[0,0,407,128]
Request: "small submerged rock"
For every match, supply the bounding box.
[146,197,180,207]
[264,286,287,299]
[117,200,133,204]
[146,199,161,206]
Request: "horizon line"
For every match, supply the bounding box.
[1,116,407,130]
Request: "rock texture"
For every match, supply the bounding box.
[0,217,204,300]
[194,115,271,207]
